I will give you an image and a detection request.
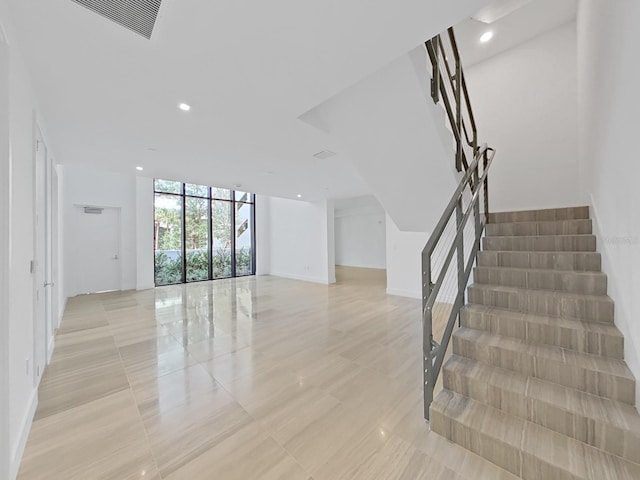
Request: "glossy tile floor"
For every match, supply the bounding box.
[18,267,518,480]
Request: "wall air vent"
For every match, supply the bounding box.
[84,207,104,214]
[70,0,162,39]
[313,150,336,160]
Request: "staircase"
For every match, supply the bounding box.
[430,206,640,480]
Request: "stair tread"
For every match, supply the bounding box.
[453,327,634,380]
[474,265,606,277]
[462,304,622,338]
[488,206,590,224]
[487,219,591,227]
[469,283,613,303]
[487,234,596,238]
[483,234,597,254]
[444,355,640,433]
[432,390,640,480]
[477,250,602,272]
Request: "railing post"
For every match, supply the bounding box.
[456,197,465,324]
[483,149,489,221]
[473,164,481,264]
[422,251,433,421]
[429,37,440,104]
[455,52,462,172]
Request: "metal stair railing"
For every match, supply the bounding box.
[421,27,496,421]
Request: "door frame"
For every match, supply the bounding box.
[33,125,50,387]
[0,28,11,480]
[73,204,123,294]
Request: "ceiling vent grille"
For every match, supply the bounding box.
[313,150,336,160]
[84,207,104,214]
[71,0,162,39]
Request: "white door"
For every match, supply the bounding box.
[73,206,121,294]
[33,130,47,385]
[50,165,60,331]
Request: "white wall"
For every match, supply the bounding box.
[335,196,386,269]
[55,165,66,321]
[577,0,640,408]
[0,23,11,480]
[385,214,430,298]
[63,167,155,296]
[465,22,582,212]
[260,196,335,284]
[255,194,271,276]
[135,176,154,290]
[0,7,60,477]
[301,47,459,233]
[63,166,138,297]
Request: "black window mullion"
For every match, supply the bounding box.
[181,183,187,283]
[251,201,256,275]
[208,187,213,280]
[230,192,236,278]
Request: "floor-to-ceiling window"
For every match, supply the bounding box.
[154,180,256,285]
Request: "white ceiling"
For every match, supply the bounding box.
[6,0,574,201]
[455,0,577,68]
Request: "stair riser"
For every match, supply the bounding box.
[452,334,635,404]
[486,219,592,237]
[483,235,596,252]
[430,396,523,477]
[474,267,607,295]
[432,396,593,480]
[478,251,601,272]
[468,286,614,324]
[461,309,624,358]
[443,362,640,463]
[488,207,589,224]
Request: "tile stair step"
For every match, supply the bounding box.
[467,283,615,324]
[430,389,640,480]
[461,305,624,358]
[442,355,640,463]
[486,219,593,237]
[488,206,590,224]
[477,251,602,272]
[474,266,607,295]
[452,327,635,404]
[483,234,596,252]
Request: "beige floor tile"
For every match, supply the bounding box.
[18,267,518,480]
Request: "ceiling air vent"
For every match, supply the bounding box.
[71,0,162,39]
[84,207,104,214]
[313,150,336,160]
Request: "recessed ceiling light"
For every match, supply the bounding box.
[480,31,494,43]
[178,103,191,111]
[136,166,143,171]
[297,194,302,198]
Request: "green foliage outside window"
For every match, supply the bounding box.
[154,181,254,285]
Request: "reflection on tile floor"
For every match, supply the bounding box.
[18,267,517,480]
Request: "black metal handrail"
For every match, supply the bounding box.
[425,28,479,173]
[421,26,495,421]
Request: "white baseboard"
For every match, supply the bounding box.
[386,287,421,299]
[10,388,38,480]
[269,272,330,285]
[47,335,55,364]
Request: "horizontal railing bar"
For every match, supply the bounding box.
[426,216,486,387]
[422,148,495,317]
[422,144,489,259]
